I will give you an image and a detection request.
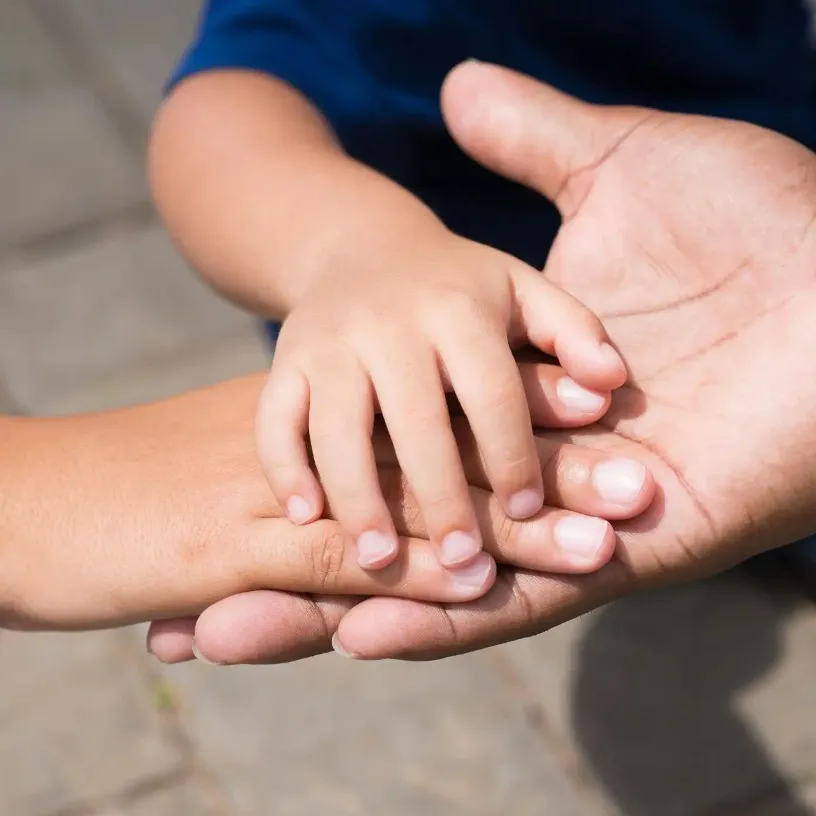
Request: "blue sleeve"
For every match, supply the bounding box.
[169,0,369,118]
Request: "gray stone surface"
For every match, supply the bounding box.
[158,651,606,816]
[119,779,220,816]
[0,225,256,413]
[3,2,816,815]
[0,631,180,815]
[55,0,203,119]
[500,571,816,816]
[0,3,145,249]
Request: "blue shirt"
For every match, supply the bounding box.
[174,0,816,268]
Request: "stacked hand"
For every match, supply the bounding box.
[143,61,816,664]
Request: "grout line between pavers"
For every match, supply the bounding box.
[117,630,233,816]
[44,766,190,816]
[27,0,151,158]
[487,648,618,816]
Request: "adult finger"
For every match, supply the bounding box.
[334,563,632,661]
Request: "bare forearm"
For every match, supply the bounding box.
[149,70,440,319]
[0,379,269,630]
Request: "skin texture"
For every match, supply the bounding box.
[0,363,652,633]
[151,70,627,573]
[148,62,816,665]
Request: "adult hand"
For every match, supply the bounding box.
[173,61,816,663]
[0,362,648,635]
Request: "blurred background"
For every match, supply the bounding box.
[3,2,816,814]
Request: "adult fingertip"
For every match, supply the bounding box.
[146,620,197,664]
[192,639,224,667]
[553,515,616,569]
[331,632,362,660]
[593,458,651,508]
[556,377,608,415]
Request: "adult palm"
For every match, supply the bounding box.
[450,62,816,579]
[156,62,816,663]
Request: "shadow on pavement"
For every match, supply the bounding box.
[571,566,814,815]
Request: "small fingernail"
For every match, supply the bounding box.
[192,640,221,667]
[598,342,625,371]
[332,633,361,660]
[449,552,494,589]
[440,530,482,567]
[357,531,398,568]
[556,377,606,413]
[507,489,544,519]
[593,459,648,505]
[286,495,313,525]
[554,515,611,559]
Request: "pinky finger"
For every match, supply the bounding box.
[256,364,324,524]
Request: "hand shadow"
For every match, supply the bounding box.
[571,564,815,816]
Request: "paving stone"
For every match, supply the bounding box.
[156,652,607,816]
[499,571,816,816]
[0,225,256,412]
[0,630,181,815]
[0,3,145,248]
[55,0,202,119]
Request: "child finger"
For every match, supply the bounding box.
[308,357,400,570]
[437,325,545,521]
[368,347,483,569]
[256,363,324,524]
[512,266,627,391]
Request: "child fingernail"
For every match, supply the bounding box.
[449,553,494,589]
[440,531,482,567]
[593,458,648,505]
[554,515,611,560]
[556,377,606,413]
[286,495,313,524]
[598,342,624,371]
[357,531,398,568]
[507,489,544,519]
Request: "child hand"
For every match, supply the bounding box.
[256,224,625,570]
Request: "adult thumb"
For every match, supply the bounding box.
[441,61,644,214]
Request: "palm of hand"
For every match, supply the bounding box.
[547,113,816,580]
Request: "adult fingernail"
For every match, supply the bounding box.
[332,633,361,660]
[507,489,544,519]
[554,515,611,559]
[556,377,606,413]
[449,552,494,589]
[593,459,647,505]
[192,640,221,667]
[357,531,398,568]
[286,495,313,525]
[441,531,482,567]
